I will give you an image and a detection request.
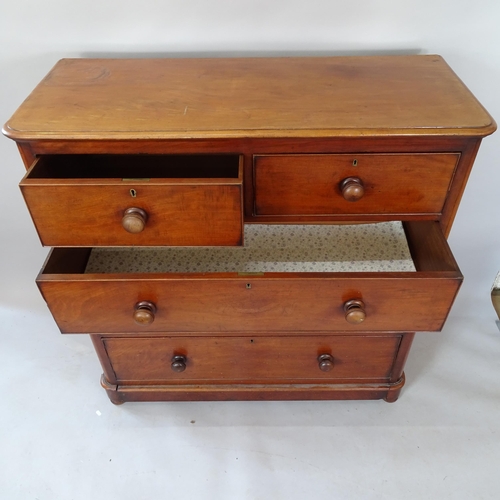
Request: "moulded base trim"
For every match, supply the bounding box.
[100,374,405,405]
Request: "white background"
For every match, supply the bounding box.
[1,1,500,498]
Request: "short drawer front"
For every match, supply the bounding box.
[20,155,243,247]
[254,153,459,216]
[103,335,402,384]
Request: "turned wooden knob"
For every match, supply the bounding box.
[318,353,334,372]
[344,299,366,324]
[171,355,187,372]
[133,301,157,325]
[122,207,148,233]
[340,177,364,201]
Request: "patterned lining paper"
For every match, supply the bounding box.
[85,222,416,274]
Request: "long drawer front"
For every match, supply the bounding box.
[103,335,402,384]
[36,221,462,334]
[39,274,459,334]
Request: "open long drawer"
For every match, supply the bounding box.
[36,221,462,334]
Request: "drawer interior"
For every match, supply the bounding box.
[85,221,417,273]
[40,221,461,276]
[26,154,241,180]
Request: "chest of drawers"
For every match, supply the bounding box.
[4,55,495,404]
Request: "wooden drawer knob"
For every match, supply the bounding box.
[133,301,157,325]
[171,355,187,372]
[122,207,148,233]
[344,299,366,324]
[340,177,364,201]
[318,353,334,372]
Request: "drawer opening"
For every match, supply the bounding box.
[40,221,458,275]
[26,154,241,180]
[84,221,416,273]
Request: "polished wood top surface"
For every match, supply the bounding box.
[3,55,496,141]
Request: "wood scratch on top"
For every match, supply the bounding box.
[184,106,188,115]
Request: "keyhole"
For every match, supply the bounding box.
[352,159,358,166]
[130,189,137,197]
[246,283,252,289]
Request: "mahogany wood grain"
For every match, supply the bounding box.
[37,222,462,335]
[40,247,91,274]
[21,136,479,157]
[20,155,243,247]
[439,138,482,237]
[36,274,462,334]
[403,221,461,272]
[99,375,123,405]
[4,56,495,141]
[5,56,495,403]
[90,335,118,385]
[17,135,482,232]
[17,143,36,169]
[98,377,406,403]
[384,375,406,403]
[388,332,415,384]
[254,153,459,216]
[102,335,401,384]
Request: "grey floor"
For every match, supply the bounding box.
[1,254,500,498]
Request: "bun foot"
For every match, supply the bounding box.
[100,374,125,405]
[384,373,406,403]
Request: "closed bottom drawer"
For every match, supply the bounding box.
[37,221,462,334]
[102,335,402,385]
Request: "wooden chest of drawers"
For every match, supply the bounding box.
[4,55,495,403]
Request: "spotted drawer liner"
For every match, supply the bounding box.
[85,222,416,273]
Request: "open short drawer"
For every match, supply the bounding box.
[20,154,243,247]
[36,221,462,334]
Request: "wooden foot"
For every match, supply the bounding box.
[383,374,406,403]
[100,374,125,405]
